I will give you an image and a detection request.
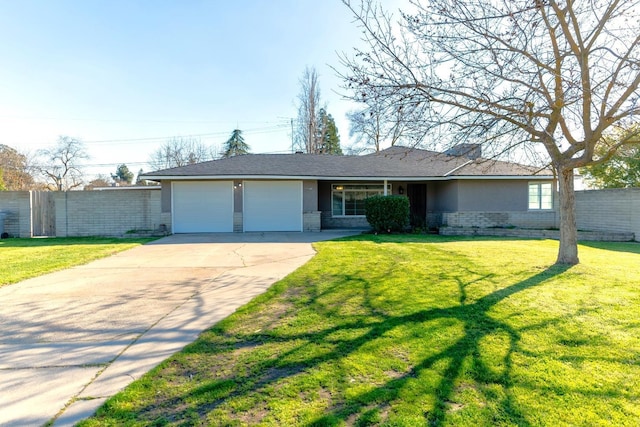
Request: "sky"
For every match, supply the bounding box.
[0,0,394,181]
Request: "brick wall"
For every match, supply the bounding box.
[320,211,370,229]
[303,211,321,232]
[442,211,558,229]
[233,212,243,232]
[54,189,162,237]
[575,188,640,241]
[0,191,32,237]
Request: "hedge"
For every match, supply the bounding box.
[365,195,410,233]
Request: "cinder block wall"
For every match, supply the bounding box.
[576,189,640,241]
[303,211,321,232]
[442,211,558,229]
[55,189,162,237]
[0,191,32,237]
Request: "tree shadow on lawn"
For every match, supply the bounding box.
[579,240,640,255]
[103,262,629,426]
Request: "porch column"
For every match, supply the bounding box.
[384,179,388,196]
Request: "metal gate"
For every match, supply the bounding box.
[31,191,56,237]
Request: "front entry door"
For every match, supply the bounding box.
[407,184,427,227]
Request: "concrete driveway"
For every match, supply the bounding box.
[0,231,358,426]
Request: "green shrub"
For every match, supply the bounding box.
[365,195,410,233]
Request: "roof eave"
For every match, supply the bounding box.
[142,174,555,181]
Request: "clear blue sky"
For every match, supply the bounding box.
[0,1,388,180]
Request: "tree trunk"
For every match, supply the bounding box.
[556,167,579,265]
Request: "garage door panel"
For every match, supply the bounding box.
[172,181,233,232]
[244,181,302,232]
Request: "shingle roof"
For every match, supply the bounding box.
[143,146,552,180]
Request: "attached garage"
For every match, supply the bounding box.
[172,181,233,232]
[243,180,302,232]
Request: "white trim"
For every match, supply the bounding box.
[331,183,391,216]
[171,181,176,233]
[528,181,554,210]
[443,160,473,177]
[146,174,553,181]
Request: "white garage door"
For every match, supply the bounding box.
[172,181,233,233]
[243,181,302,232]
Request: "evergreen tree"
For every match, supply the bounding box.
[317,109,342,155]
[136,169,149,186]
[111,164,134,185]
[223,129,250,157]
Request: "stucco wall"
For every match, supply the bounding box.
[303,180,318,212]
[457,180,529,211]
[431,181,458,211]
[576,188,640,241]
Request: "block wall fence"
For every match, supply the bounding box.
[0,188,638,240]
[575,188,640,241]
[0,189,162,237]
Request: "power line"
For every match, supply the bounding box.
[80,124,290,145]
[0,115,291,125]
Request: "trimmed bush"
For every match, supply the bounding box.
[365,195,410,233]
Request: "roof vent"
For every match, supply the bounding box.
[445,144,482,160]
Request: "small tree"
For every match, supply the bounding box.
[365,195,410,233]
[223,129,250,157]
[111,164,134,185]
[0,144,35,190]
[84,175,112,190]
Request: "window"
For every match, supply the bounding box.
[529,182,553,210]
[332,184,391,216]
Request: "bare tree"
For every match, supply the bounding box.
[347,95,425,153]
[148,137,216,170]
[295,67,324,153]
[37,136,89,191]
[340,0,640,265]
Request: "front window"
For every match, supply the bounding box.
[332,184,391,216]
[529,182,553,210]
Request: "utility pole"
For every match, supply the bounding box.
[290,118,294,153]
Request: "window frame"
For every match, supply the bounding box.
[331,183,392,217]
[528,181,554,210]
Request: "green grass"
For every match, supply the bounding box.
[80,235,640,426]
[0,237,156,287]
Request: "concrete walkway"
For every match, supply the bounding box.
[0,231,358,426]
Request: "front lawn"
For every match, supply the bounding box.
[82,235,640,426]
[0,237,156,287]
